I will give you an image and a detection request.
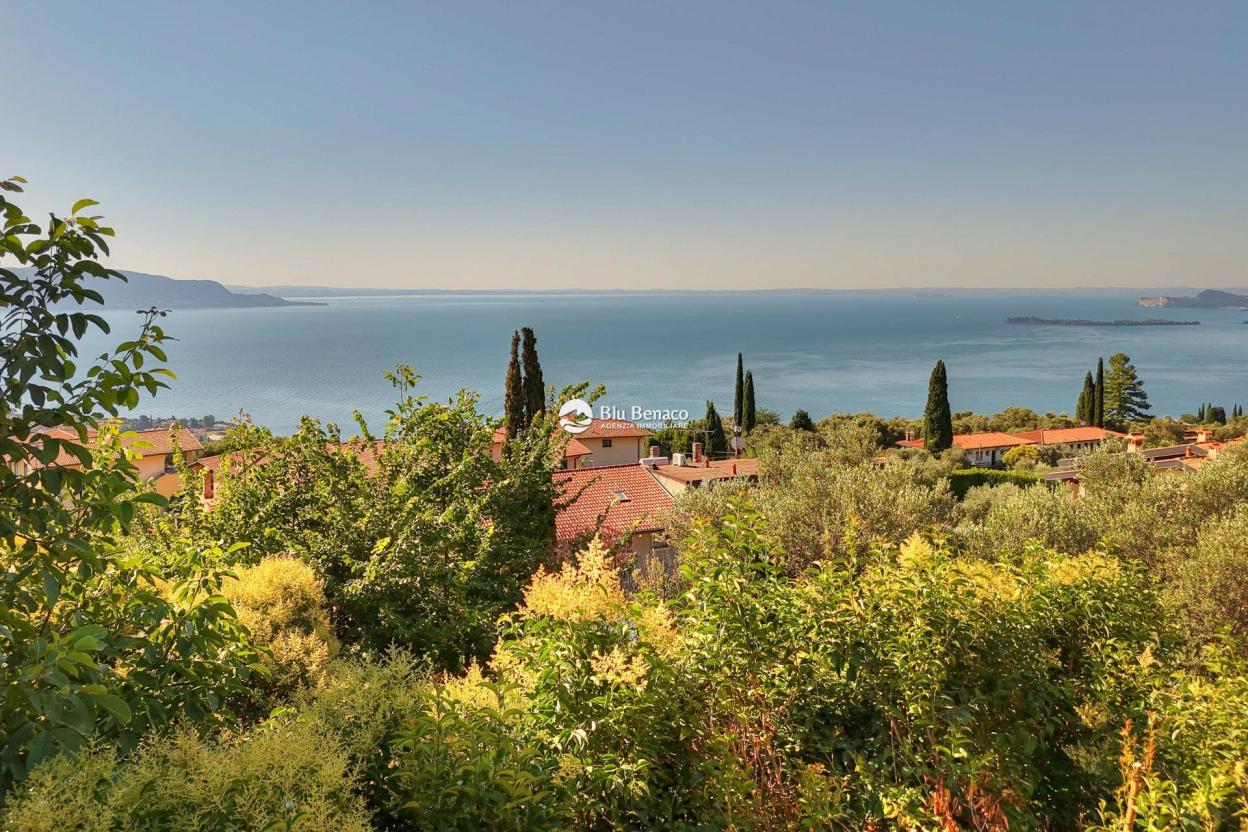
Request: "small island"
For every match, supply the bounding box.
[1006,316,1200,327]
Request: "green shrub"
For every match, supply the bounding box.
[2,721,371,832]
[296,653,426,826]
[1165,508,1248,654]
[945,467,1042,499]
[223,555,337,708]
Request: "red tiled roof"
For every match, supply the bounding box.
[1012,427,1123,445]
[896,432,1034,451]
[574,419,654,440]
[491,428,592,460]
[26,426,203,467]
[553,464,673,544]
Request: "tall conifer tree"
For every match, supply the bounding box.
[704,401,729,458]
[1076,372,1095,424]
[922,360,953,452]
[1093,357,1105,428]
[733,353,745,429]
[504,331,525,440]
[743,370,756,434]
[520,326,545,427]
[1103,352,1150,427]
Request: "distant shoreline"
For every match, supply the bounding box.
[1005,316,1200,327]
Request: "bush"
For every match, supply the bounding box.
[223,556,337,707]
[2,722,371,832]
[945,468,1042,499]
[1166,508,1248,654]
[667,449,955,573]
[958,481,1101,560]
[296,653,426,826]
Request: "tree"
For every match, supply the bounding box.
[1104,352,1150,427]
[1076,372,1095,425]
[520,326,545,426]
[504,331,524,439]
[703,401,728,458]
[733,353,744,429]
[1198,403,1207,422]
[1094,357,1105,428]
[1002,444,1041,469]
[0,178,259,789]
[922,360,953,452]
[743,370,756,434]
[1209,406,1227,425]
[790,409,816,432]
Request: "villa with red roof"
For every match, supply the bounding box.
[572,419,655,467]
[553,463,674,565]
[897,426,1122,468]
[897,431,1035,467]
[14,426,203,497]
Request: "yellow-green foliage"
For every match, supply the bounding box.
[224,556,337,698]
[3,722,371,832]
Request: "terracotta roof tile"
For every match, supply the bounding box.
[896,432,1035,451]
[1012,427,1123,445]
[553,464,673,544]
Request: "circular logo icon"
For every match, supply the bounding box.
[558,398,593,434]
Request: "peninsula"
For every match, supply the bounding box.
[1138,289,1248,309]
[1005,316,1200,327]
[35,270,326,309]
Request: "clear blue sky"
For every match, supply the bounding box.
[6,1,1245,289]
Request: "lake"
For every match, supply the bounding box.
[81,289,1248,434]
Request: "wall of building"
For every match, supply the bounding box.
[581,437,646,467]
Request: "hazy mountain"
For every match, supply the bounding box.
[31,270,324,308]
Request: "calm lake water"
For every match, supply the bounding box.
[81,290,1248,434]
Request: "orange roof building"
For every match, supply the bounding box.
[552,464,674,561]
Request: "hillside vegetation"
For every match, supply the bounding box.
[4,180,1248,830]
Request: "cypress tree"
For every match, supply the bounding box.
[1093,358,1105,428]
[704,401,729,458]
[1197,403,1206,422]
[733,353,744,429]
[520,326,545,427]
[790,409,816,432]
[1076,372,1094,424]
[922,360,954,452]
[743,370,756,434]
[504,331,525,440]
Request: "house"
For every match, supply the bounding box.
[643,442,761,496]
[1045,432,1245,489]
[14,426,204,498]
[551,443,760,568]
[1012,426,1123,457]
[897,431,1036,468]
[572,419,654,467]
[553,463,675,567]
[491,427,592,470]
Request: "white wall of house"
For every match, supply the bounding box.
[580,437,646,467]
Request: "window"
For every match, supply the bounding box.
[601,438,613,447]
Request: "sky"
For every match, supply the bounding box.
[4,1,1246,290]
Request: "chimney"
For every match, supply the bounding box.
[649,445,661,458]
[692,442,703,463]
[1196,428,1213,444]
[1126,434,1144,453]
